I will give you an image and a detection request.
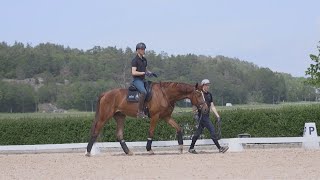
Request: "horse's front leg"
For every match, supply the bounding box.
[114,113,133,155]
[146,114,160,155]
[165,117,184,154]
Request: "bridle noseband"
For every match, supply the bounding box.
[193,90,207,112]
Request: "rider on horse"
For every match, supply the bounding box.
[131,42,155,118]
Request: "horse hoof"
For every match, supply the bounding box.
[85,152,91,157]
[179,145,183,154]
[127,151,134,156]
[148,150,155,155]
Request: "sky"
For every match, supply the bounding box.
[1,0,320,77]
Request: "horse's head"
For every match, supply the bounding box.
[190,83,209,114]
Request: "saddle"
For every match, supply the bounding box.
[127,81,153,103]
[127,81,153,118]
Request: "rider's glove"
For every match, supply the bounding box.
[217,117,221,122]
[145,71,153,77]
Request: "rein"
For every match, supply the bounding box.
[159,81,175,110]
[194,90,207,113]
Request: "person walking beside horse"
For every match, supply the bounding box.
[189,79,229,154]
[131,42,156,118]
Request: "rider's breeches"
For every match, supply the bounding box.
[133,78,147,100]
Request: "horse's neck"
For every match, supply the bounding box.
[160,82,193,102]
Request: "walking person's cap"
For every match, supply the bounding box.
[201,79,210,85]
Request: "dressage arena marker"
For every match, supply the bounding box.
[302,122,319,149]
[226,138,244,152]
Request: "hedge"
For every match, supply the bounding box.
[0,105,319,145]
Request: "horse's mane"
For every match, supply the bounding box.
[156,81,194,93]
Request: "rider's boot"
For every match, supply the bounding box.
[137,94,148,119]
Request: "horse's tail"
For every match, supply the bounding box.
[90,93,104,134]
[95,94,103,121]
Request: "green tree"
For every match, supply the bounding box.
[306,41,320,87]
[1,41,318,111]
[37,83,58,103]
[0,82,36,112]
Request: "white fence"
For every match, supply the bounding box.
[1,136,319,154]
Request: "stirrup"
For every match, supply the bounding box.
[137,112,147,119]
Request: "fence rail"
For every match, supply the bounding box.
[1,136,319,154]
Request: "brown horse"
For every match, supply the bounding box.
[85,81,208,156]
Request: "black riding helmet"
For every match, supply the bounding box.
[136,42,146,50]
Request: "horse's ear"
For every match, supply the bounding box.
[195,83,198,89]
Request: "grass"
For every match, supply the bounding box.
[174,101,320,112]
[0,111,94,119]
[219,101,320,110]
[1,101,319,119]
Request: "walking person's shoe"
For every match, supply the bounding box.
[188,148,198,154]
[219,146,229,153]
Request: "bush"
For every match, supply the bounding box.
[0,105,319,145]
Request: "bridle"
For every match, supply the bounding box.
[193,89,207,112]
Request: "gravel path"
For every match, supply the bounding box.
[1,146,319,179]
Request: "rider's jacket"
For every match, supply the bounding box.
[131,55,147,80]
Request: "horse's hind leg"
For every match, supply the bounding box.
[114,112,133,155]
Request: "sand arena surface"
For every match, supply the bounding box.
[1,147,320,180]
